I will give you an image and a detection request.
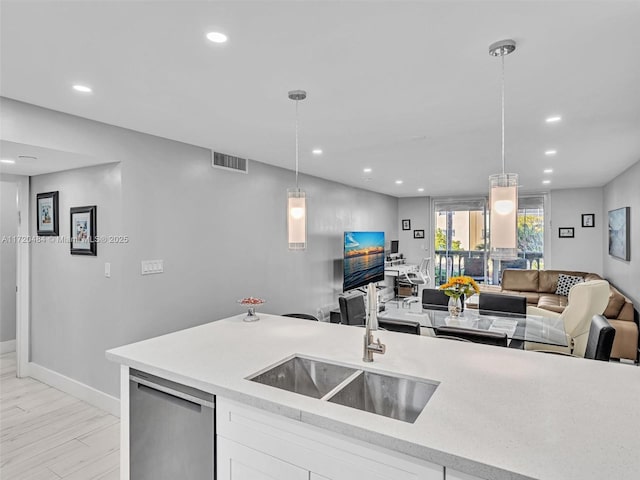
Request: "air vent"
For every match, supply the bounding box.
[212,151,248,174]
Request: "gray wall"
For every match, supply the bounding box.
[397,197,431,266]
[1,181,18,342]
[548,187,604,274]
[603,159,640,304]
[4,98,398,397]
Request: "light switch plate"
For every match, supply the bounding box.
[105,262,111,278]
[141,260,164,275]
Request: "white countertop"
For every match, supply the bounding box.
[106,314,640,480]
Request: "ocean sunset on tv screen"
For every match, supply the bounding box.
[343,231,385,291]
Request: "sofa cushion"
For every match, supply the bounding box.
[608,319,639,361]
[603,289,627,319]
[538,270,587,293]
[502,289,540,305]
[555,274,585,296]
[501,269,539,292]
[537,294,569,313]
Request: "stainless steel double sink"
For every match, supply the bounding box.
[247,355,439,423]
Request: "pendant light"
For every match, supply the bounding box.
[287,89,307,250]
[488,39,518,260]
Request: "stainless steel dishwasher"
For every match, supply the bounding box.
[129,369,215,480]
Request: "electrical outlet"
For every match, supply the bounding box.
[141,260,164,275]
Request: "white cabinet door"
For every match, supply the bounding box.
[446,468,483,480]
[217,437,308,480]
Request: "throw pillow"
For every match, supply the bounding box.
[555,274,585,296]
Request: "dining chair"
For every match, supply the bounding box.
[584,315,616,361]
[281,313,319,321]
[479,293,527,317]
[378,318,421,335]
[525,280,610,356]
[422,288,463,312]
[434,326,508,347]
[338,294,366,326]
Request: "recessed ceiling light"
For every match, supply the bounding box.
[312,149,322,155]
[206,32,228,43]
[546,115,562,123]
[542,180,551,184]
[395,180,403,185]
[1,159,15,164]
[72,84,92,93]
[545,150,557,156]
[363,168,372,173]
[417,188,425,192]
[544,168,553,174]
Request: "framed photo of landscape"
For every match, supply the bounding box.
[70,205,97,256]
[608,207,630,261]
[36,191,59,236]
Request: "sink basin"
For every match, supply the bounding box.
[326,371,438,423]
[248,356,358,399]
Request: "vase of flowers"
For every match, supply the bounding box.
[439,276,480,318]
[238,297,265,322]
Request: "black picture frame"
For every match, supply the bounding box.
[36,191,59,236]
[558,227,574,238]
[608,207,630,261]
[413,229,425,239]
[581,213,595,228]
[70,206,97,256]
[402,219,411,230]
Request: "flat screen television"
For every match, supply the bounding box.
[343,231,385,292]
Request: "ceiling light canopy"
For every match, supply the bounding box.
[544,168,553,173]
[488,39,518,261]
[545,150,557,156]
[546,115,562,123]
[363,168,372,173]
[312,149,322,155]
[72,84,92,93]
[1,159,16,164]
[418,188,425,192]
[206,31,228,43]
[542,180,551,184]
[395,180,403,185]
[287,90,307,250]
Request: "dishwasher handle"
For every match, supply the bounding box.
[130,374,215,409]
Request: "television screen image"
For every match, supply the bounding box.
[343,231,385,292]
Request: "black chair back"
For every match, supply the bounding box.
[338,294,366,326]
[434,326,508,347]
[422,289,463,312]
[281,313,319,321]
[584,315,616,361]
[378,319,420,335]
[479,293,526,317]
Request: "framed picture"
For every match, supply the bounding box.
[70,206,97,256]
[582,214,595,228]
[608,207,630,261]
[36,191,59,236]
[558,227,574,238]
[402,219,411,231]
[413,229,425,239]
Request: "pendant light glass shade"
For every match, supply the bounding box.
[489,173,518,260]
[287,188,306,249]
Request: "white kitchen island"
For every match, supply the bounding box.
[106,314,640,480]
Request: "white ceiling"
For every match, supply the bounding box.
[1,1,639,197]
[0,140,103,176]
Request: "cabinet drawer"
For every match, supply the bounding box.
[217,398,443,480]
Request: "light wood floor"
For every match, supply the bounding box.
[0,352,120,480]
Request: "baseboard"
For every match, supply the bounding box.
[27,362,120,417]
[0,339,16,354]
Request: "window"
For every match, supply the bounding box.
[433,195,545,285]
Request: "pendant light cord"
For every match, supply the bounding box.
[501,52,505,175]
[295,99,299,190]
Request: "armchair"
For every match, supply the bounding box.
[526,280,610,357]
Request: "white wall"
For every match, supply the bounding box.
[1,181,18,343]
[603,159,640,305]
[397,197,431,266]
[3,97,398,397]
[548,187,604,274]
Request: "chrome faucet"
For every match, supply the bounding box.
[363,283,386,362]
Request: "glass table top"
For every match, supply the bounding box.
[378,304,568,347]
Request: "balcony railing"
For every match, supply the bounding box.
[434,250,544,286]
